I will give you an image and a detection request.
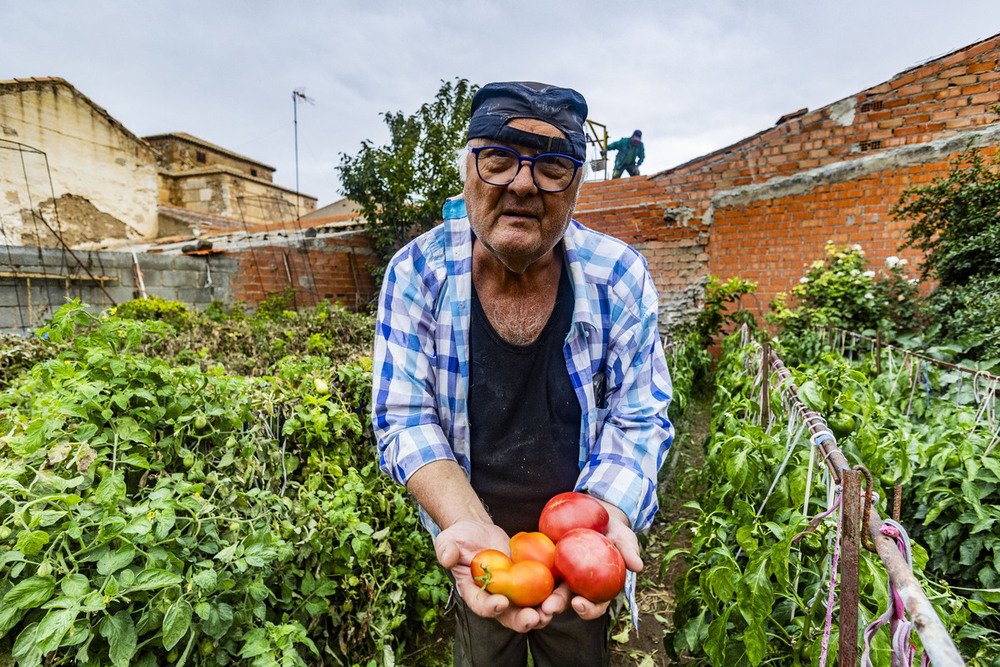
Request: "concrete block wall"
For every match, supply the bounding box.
[0,245,238,336]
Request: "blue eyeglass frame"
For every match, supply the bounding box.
[470,146,584,193]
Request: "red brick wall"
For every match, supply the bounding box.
[229,232,376,312]
[575,33,1000,328]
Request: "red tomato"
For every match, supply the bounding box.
[554,528,626,603]
[538,491,610,542]
[509,531,557,575]
[470,549,554,607]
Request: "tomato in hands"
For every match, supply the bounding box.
[554,528,626,603]
[470,549,555,608]
[509,531,557,575]
[538,491,610,542]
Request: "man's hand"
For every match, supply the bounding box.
[565,498,642,620]
[435,520,568,632]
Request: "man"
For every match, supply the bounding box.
[603,130,645,178]
[372,81,673,667]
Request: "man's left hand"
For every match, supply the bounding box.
[559,497,642,620]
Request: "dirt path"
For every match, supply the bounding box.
[610,390,712,666]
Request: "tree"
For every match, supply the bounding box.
[337,78,477,279]
[891,144,1000,360]
[892,145,1000,287]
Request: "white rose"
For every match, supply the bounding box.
[863,270,876,278]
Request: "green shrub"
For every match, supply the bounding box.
[0,302,447,666]
[116,296,192,331]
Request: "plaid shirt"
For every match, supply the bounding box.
[372,197,674,535]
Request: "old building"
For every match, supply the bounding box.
[145,132,317,229]
[0,77,160,248]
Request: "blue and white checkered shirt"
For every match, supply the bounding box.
[372,196,674,535]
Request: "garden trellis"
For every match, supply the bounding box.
[738,326,967,666]
[820,326,1000,456]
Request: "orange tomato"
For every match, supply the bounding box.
[509,531,557,575]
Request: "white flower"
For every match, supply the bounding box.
[850,269,859,276]
[899,258,908,266]
[885,256,900,268]
[864,293,874,299]
[852,244,863,252]
[863,270,876,278]
[908,278,919,284]
[800,277,809,284]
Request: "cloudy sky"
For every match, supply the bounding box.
[5,1,1000,207]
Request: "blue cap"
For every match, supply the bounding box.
[467,81,588,161]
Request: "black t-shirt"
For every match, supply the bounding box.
[468,265,582,535]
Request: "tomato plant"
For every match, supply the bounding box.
[538,491,609,542]
[553,528,626,603]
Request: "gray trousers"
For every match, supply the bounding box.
[451,586,610,667]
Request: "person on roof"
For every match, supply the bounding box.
[602,130,645,178]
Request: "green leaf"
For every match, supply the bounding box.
[240,627,271,658]
[705,606,731,666]
[95,470,127,507]
[193,568,218,593]
[100,610,138,667]
[736,559,774,665]
[97,543,136,575]
[15,529,50,556]
[11,622,41,666]
[129,568,183,592]
[3,575,56,610]
[0,605,26,639]
[36,607,79,653]
[727,448,749,491]
[60,574,90,598]
[162,598,193,650]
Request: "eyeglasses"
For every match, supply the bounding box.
[470,146,583,193]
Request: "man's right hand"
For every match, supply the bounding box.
[435,520,566,632]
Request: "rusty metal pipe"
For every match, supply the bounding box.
[864,510,966,665]
[766,344,967,665]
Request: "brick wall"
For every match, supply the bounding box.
[229,231,376,311]
[574,33,1000,330]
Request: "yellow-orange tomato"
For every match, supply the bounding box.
[509,531,557,575]
[470,549,555,607]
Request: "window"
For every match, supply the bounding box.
[251,169,258,177]
[859,100,884,113]
[859,140,882,152]
[196,151,206,163]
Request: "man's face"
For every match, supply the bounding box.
[464,118,582,273]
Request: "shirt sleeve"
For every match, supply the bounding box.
[577,268,674,531]
[637,143,645,165]
[371,246,457,487]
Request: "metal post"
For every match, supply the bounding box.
[761,341,771,429]
[840,469,861,667]
[875,330,883,375]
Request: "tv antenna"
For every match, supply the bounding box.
[292,88,315,216]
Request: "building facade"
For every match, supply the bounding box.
[0,78,160,248]
[144,132,317,228]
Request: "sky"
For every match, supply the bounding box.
[4,1,1000,208]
